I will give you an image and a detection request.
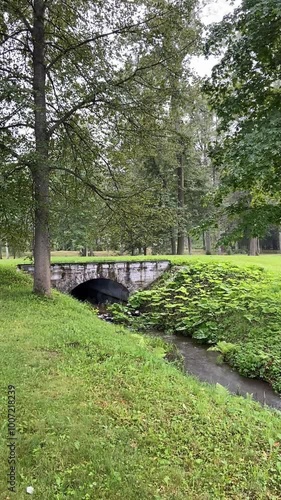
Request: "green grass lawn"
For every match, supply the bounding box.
[1,262,281,498]
[49,252,281,274]
[3,252,281,273]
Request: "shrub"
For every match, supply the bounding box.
[111,262,281,392]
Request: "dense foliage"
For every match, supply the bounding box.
[205,0,281,236]
[0,0,202,293]
[111,262,281,392]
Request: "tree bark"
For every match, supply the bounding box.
[177,162,185,255]
[216,228,222,254]
[0,243,2,259]
[171,232,177,255]
[5,243,9,259]
[249,237,259,256]
[205,231,212,255]
[32,0,51,295]
[187,235,192,255]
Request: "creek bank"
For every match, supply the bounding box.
[108,262,281,394]
[154,333,281,411]
[91,261,281,408]
[98,309,281,411]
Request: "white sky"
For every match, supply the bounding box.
[192,0,241,76]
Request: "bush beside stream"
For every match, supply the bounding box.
[110,262,281,393]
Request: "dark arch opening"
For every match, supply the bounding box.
[70,278,129,306]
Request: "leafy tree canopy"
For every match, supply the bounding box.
[205,0,281,236]
[0,0,201,292]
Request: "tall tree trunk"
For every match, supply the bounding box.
[0,243,2,259]
[205,231,212,255]
[32,0,51,296]
[5,243,9,259]
[171,228,177,254]
[202,232,206,251]
[216,228,222,254]
[171,237,177,255]
[143,247,147,256]
[187,235,192,255]
[249,237,258,256]
[177,162,185,255]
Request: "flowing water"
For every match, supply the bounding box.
[98,305,281,411]
[155,333,281,411]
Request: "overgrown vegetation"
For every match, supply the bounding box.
[1,263,281,498]
[110,261,281,392]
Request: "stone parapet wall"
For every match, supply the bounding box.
[18,260,171,294]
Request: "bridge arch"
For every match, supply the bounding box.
[18,260,171,295]
[70,278,129,305]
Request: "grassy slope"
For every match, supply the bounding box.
[0,263,281,499]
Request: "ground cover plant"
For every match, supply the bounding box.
[1,264,281,498]
[110,262,281,393]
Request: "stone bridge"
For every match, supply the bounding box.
[18,261,171,297]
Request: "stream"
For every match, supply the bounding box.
[74,270,281,412]
[155,333,281,411]
[98,303,281,411]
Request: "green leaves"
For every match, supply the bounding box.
[112,261,281,392]
[205,0,281,235]
[1,0,202,258]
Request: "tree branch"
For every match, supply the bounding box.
[3,1,33,34]
[3,164,29,178]
[49,166,114,201]
[47,94,96,137]
[0,144,32,169]
[0,123,30,130]
[46,13,161,71]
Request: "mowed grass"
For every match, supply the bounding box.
[2,252,281,274]
[48,253,281,274]
[0,264,281,498]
